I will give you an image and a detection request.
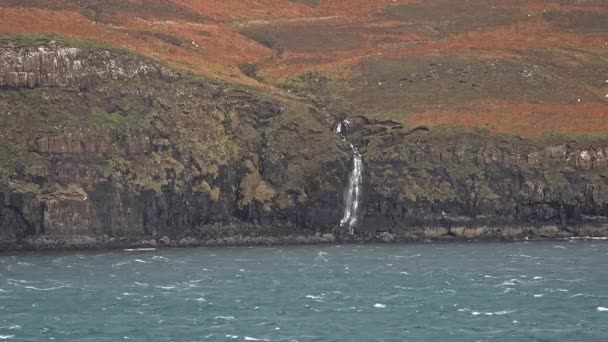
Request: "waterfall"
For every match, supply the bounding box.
[334,121,363,234]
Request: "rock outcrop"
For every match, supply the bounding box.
[0,41,180,89]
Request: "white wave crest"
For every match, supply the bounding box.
[459,308,515,316]
[0,326,19,331]
[23,286,69,291]
[305,295,324,300]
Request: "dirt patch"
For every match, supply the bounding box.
[543,10,608,33]
[379,0,529,35]
[240,23,363,54]
[239,15,431,54]
[174,0,416,20]
[289,0,320,7]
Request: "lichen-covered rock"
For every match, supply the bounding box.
[538,226,560,238]
[423,227,449,239]
[499,227,524,240]
[451,227,485,239]
[0,40,180,89]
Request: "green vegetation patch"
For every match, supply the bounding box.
[445,160,482,181]
[0,146,9,162]
[0,33,113,51]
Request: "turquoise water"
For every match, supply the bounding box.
[1,241,607,341]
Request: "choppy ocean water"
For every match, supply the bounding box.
[1,241,607,341]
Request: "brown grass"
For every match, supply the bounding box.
[415,21,608,55]
[408,100,608,136]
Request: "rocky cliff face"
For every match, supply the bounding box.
[0,37,607,250]
[0,37,349,249]
[349,121,608,240]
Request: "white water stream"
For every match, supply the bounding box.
[335,121,363,234]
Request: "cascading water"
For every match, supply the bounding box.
[334,121,363,234]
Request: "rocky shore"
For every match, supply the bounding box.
[2,223,607,252]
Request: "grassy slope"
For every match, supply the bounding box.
[0,0,606,136]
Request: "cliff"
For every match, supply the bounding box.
[0,37,349,249]
[0,37,607,250]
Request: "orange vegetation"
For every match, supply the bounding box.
[1,1,606,84]
[0,6,272,86]
[408,100,608,136]
[416,21,608,55]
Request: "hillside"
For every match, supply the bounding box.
[0,1,607,249]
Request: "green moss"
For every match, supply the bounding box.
[8,180,41,194]
[0,33,113,51]
[239,168,276,207]
[445,160,482,180]
[532,131,608,146]
[402,172,456,203]
[478,184,500,200]
[192,180,220,201]
[382,168,396,179]
[543,167,570,188]
[408,160,435,170]
[0,146,9,162]
[89,106,140,132]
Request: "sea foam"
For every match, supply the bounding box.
[244,337,270,341]
[23,285,69,291]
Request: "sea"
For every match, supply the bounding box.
[1,241,607,341]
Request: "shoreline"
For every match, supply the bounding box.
[1,225,608,253]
